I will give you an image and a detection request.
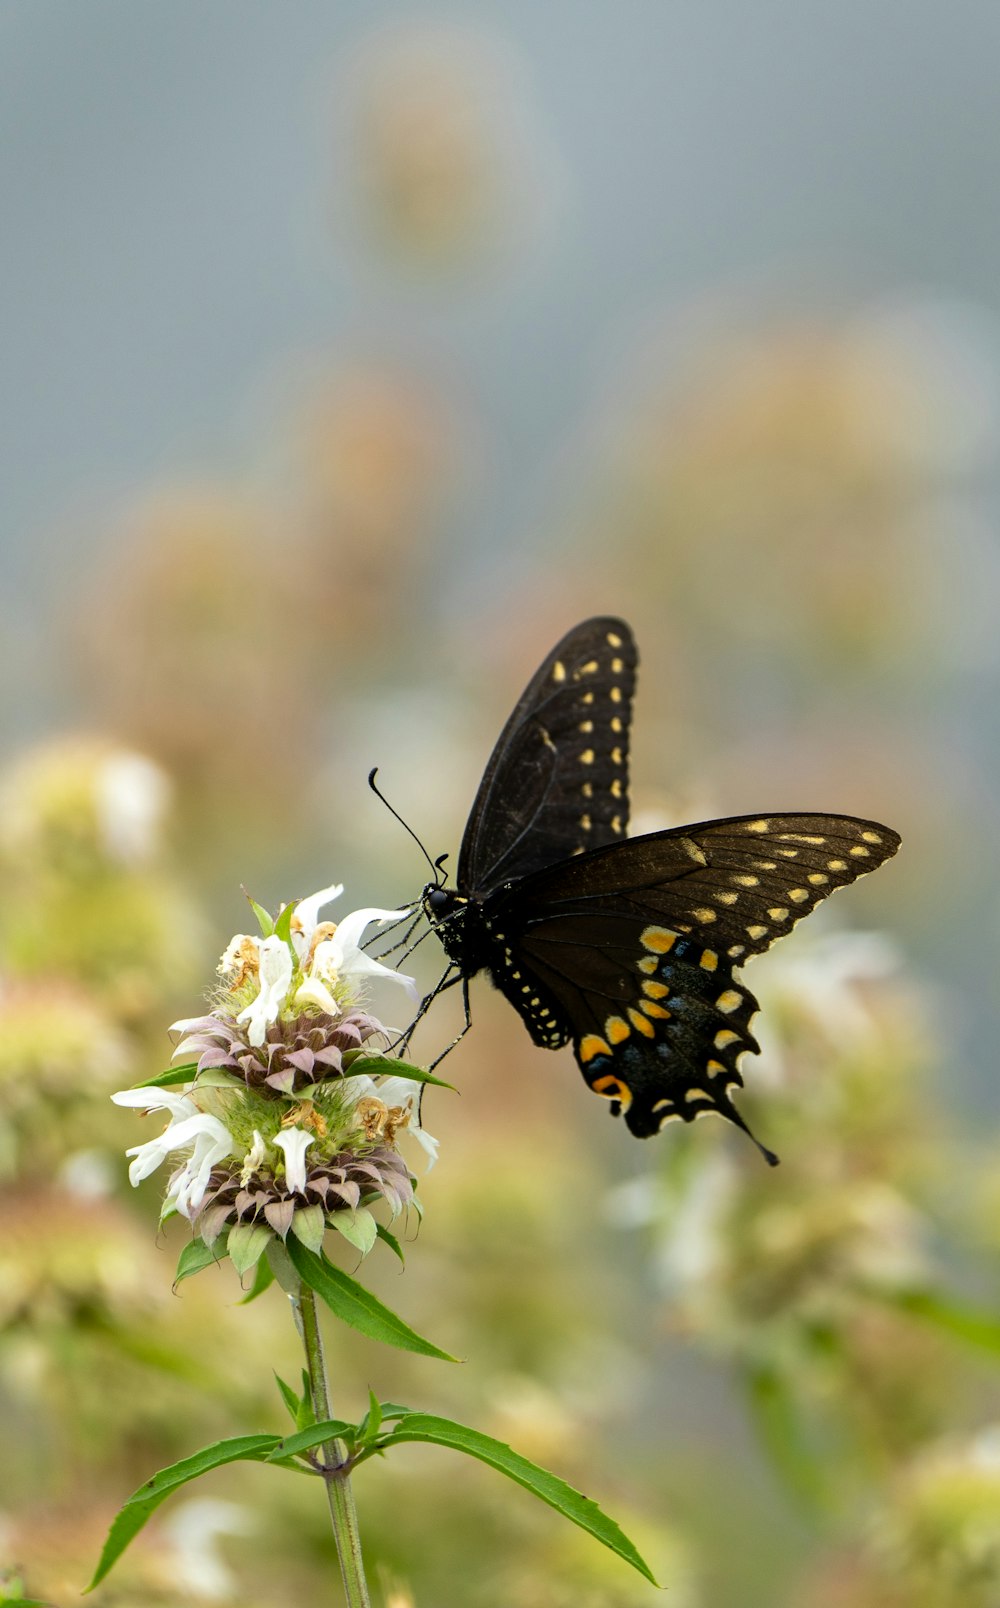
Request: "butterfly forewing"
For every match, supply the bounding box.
[458,617,637,893]
[514,814,901,960]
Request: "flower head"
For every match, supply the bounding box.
[113,884,435,1275]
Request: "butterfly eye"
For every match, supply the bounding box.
[424,887,453,918]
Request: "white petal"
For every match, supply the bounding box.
[171,1125,235,1218]
[169,1015,215,1036]
[236,935,293,1046]
[112,1088,196,1118]
[125,1112,233,1191]
[294,975,341,1016]
[329,906,408,961]
[293,883,345,941]
[272,1127,315,1195]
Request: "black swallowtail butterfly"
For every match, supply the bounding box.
[420,617,900,1161]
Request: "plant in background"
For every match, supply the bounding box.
[93,883,656,1605]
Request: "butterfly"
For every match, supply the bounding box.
[420,617,900,1161]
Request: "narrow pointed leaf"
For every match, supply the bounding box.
[879,1286,1000,1356]
[376,1414,658,1585]
[329,1207,378,1257]
[274,900,297,950]
[87,1434,280,1589]
[375,1222,405,1264]
[361,1388,382,1443]
[745,1362,830,1515]
[133,1062,198,1090]
[266,1418,357,1463]
[175,1236,228,1285]
[246,894,274,936]
[340,1052,455,1091]
[229,1223,273,1278]
[286,1240,459,1362]
[238,1254,275,1305]
[274,1372,301,1423]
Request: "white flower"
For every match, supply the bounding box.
[236,934,294,1047]
[289,882,344,956]
[272,1126,314,1194]
[111,1086,235,1219]
[347,1072,439,1169]
[296,905,417,1016]
[240,1129,267,1187]
[96,751,170,866]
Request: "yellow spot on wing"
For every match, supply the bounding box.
[610,715,623,732]
[716,989,742,1013]
[828,858,847,871]
[580,749,595,765]
[733,874,759,887]
[692,907,717,923]
[591,1074,631,1110]
[580,813,592,831]
[747,819,770,832]
[637,955,658,973]
[605,1016,630,1044]
[714,1030,740,1049]
[552,660,567,682]
[579,719,594,733]
[579,659,599,675]
[579,1034,610,1063]
[611,657,624,673]
[628,1008,655,1037]
[746,924,768,940]
[610,686,623,703]
[699,951,718,971]
[610,747,624,765]
[642,979,669,998]
[640,999,671,1020]
[581,781,593,798]
[789,888,810,903]
[808,872,828,885]
[641,927,676,952]
[706,1061,727,1078]
[610,777,623,798]
[606,631,623,647]
[850,845,870,857]
[862,830,882,844]
[768,907,789,921]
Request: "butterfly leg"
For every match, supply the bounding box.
[425,975,473,1073]
[388,963,462,1056]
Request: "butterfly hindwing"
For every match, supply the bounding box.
[479,812,899,1148]
[458,617,637,893]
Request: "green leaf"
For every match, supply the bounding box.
[132,1062,198,1090]
[289,1204,326,1254]
[340,1051,455,1091]
[229,1223,274,1278]
[878,1286,1000,1356]
[265,1418,357,1464]
[360,1388,382,1443]
[274,1372,301,1423]
[376,1401,416,1422]
[745,1362,830,1515]
[246,893,274,936]
[375,1222,405,1265]
[373,1414,658,1585]
[87,1434,280,1589]
[329,1208,378,1258]
[286,1240,459,1362]
[175,1236,228,1286]
[239,1255,275,1305]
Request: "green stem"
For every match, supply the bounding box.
[296,1282,372,1607]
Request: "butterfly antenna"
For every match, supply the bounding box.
[368,768,444,886]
